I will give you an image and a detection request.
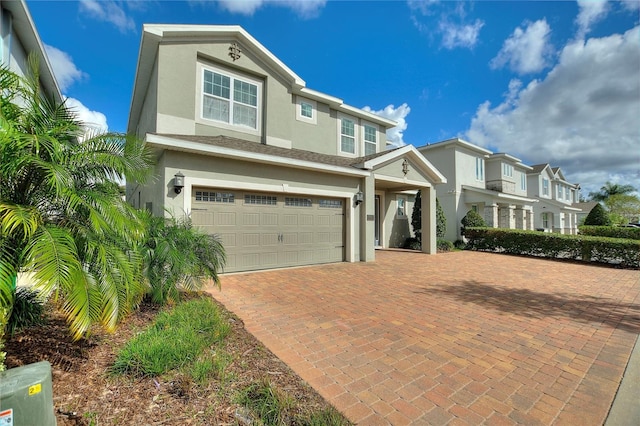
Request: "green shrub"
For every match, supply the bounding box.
[7,287,47,335]
[437,239,454,252]
[579,225,640,240]
[461,210,486,236]
[465,228,640,268]
[112,297,230,377]
[436,198,446,238]
[454,239,467,250]
[584,203,612,226]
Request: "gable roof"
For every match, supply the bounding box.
[128,24,397,132]
[418,137,493,157]
[147,134,445,185]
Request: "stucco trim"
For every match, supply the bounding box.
[358,145,447,185]
[146,133,370,177]
[462,185,539,204]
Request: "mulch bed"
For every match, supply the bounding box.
[4,294,335,425]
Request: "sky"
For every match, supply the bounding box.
[27,0,640,197]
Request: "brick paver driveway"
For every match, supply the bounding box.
[208,250,640,425]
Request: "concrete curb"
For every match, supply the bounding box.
[605,333,640,425]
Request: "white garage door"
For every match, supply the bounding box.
[191,188,345,273]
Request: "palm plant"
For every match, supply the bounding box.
[138,211,226,305]
[0,56,154,340]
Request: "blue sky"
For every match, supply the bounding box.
[28,0,639,196]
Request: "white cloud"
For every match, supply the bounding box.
[79,0,136,33]
[44,44,87,92]
[439,19,484,50]
[363,103,411,148]
[65,97,109,135]
[214,0,326,17]
[576,0,609,39]
[490,20,553,74]
[466,26,640,196]
[410,1,484,50]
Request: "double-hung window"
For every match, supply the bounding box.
[503,164,513,178]
[475,157,485,181]
[520,173,527,191]
[542,178,550,196]
[363,124,377,156]
[340,117,356,154]
[202,67,259,130]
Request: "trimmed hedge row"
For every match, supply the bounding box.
[579,225,640,240]
[464,228,640,269]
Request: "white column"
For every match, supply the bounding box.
[421,186,436,255]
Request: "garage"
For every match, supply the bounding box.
[191,187,345,273]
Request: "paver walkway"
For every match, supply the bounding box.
[207,250,640,425]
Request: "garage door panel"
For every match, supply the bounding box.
[243,213,260,226]
[260,233,279,246]
[217,212,236,226]
[261,213,278,226]
[192,188,345,273]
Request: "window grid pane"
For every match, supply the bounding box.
[301,102,313,118]
[233,103,257,128]
[245,194,277,205]
[195,191,235,203]
[203,96,230,122]
[285,197,312,207]
[319,199,342,208]
[234,80,257,106]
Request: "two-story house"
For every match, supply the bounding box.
[418,138,537,241]
[527,164,581,233]
[0,0,60,100]
[127,25,446,273]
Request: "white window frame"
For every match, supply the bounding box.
[295,96,317,125]
[396,195,407,219]
[362,122,378,156]
[196,62,262,136]
[503,163,514,178]
[520,173,527,191]
[475,157,485,181]
[566,188,572,201]
[542,178,550,196]
[338,113,358,157]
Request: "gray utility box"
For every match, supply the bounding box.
[0,361,56,425]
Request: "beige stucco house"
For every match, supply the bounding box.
[0,0,60,101]
[527,164,581,234]
[126,25,446,273]
[418,138,538,241]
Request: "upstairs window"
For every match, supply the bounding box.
[340,116,356,155]
[296,97,317,124]
[503,164,513,178]
[520,173,527,191]
[300,102,313,118]
[542,178,550,196]
[202,67,260,130]
[363,124,377,156]
[475,157,485,181]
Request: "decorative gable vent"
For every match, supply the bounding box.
[228,42,242,61]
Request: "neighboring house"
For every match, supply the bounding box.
[0,0,61,101]
[127,25,446,273]
[573,201,598,225]
[527,164,581,234]
[418,138,538,241]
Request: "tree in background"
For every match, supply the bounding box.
[589,181,636,202]
[584,203,612,226]
[604,194,640,225]
[0,57,154,340]
[410,190,446,242]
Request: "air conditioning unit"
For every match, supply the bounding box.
[0,361,56,425]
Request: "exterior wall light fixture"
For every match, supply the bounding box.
[174,171,185,194]
[355,191,364,205]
